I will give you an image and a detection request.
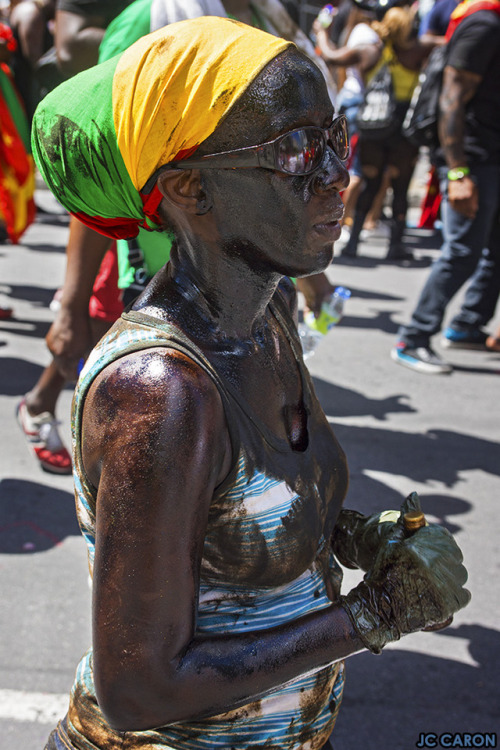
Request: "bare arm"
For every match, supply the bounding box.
[45,218,111,379]
[439,65,481,219]
[10,0,54,65]
[420,31,448,48]
[84,347,364,732]
[315,28,381,72]
[54,9,106,75]
[393,38,433,71]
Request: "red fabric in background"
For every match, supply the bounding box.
[88,243,124,322]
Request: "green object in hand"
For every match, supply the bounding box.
[332,492,421,571]
[340,493,471,654]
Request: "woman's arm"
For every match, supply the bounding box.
[315,31,381,72]
[84,346,365,732]
[438,65,481,220]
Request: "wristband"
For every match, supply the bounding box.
[447,166,470,181]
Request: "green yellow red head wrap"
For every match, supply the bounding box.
[32,17,292,239]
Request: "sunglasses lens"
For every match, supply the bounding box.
[278,130,324,174]
[330,117,349,161]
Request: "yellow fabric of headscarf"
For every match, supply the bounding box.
[113,16,291,191]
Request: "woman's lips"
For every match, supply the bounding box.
[312,219,342,241]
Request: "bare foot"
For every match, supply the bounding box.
[486,336,500,352]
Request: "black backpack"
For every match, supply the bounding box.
[355,61,400,140]
[402,44,448,149]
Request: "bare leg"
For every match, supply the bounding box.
[486,323,500,352]
[24,360,66,416]
[363,168,393,230]
[23,316,113,418]
[340,174,362,227]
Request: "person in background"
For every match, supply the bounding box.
[314,0,382,242]
[16,0,132,474]
[0,21,35,245]
[8,0,56,122]
[32,18,469,749]
[419,0,459,44]
[340,3,430,260]
[0,20,36,325]
[392,0,500,373]
[53,0,132,75]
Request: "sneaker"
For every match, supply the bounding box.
[335,225,351,250]
[391,342,453,374]
[441,327,488,350]
[360,222,391,240]
[16,399,72,474]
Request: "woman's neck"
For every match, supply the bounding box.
[167,237,282,342]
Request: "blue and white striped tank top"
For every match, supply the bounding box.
[67,298,346,750]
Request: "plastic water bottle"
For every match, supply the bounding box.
[299,286,351,359]
[317,4,336,29]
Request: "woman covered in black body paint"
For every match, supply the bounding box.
[32,17,470,750]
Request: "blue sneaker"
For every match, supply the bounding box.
[441,327,488,350]
[391,342,452,374]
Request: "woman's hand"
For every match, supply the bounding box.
[45,306,93,380]
[332,492,421,571]
[341,517,470,654]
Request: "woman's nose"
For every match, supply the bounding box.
[311,148,349,195]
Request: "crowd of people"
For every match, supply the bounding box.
[0,0,491,747]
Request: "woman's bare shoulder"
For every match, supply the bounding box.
[81,346,231,488]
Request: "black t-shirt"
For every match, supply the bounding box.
[446,10,500,163]
[56,0,133,26]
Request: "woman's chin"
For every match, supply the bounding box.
[293,248,334,278]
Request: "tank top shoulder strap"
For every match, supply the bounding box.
[121,309,241,460]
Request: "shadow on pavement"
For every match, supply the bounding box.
[334,422,499,483]
[0,319,51,340]
[0,357,76,396]
[333,623,499,750]
[0,358,44,395]
[0,478,79,553]
[31,214,70,229]
[1,282,57,307]
[344,287,404,302]
[338,310,401,334]
[312,376,415,421]
[451,362,500,375]
[329,421,496,522]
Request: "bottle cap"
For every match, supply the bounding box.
[403,510,426,531]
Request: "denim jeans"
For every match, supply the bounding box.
[398,162,500,347]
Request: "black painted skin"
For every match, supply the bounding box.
[81,49,365,736]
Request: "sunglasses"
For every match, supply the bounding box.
[154,115,349,183]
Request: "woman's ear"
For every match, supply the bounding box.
[157,170,212,216]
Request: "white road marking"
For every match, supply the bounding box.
[0,689,68,724]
